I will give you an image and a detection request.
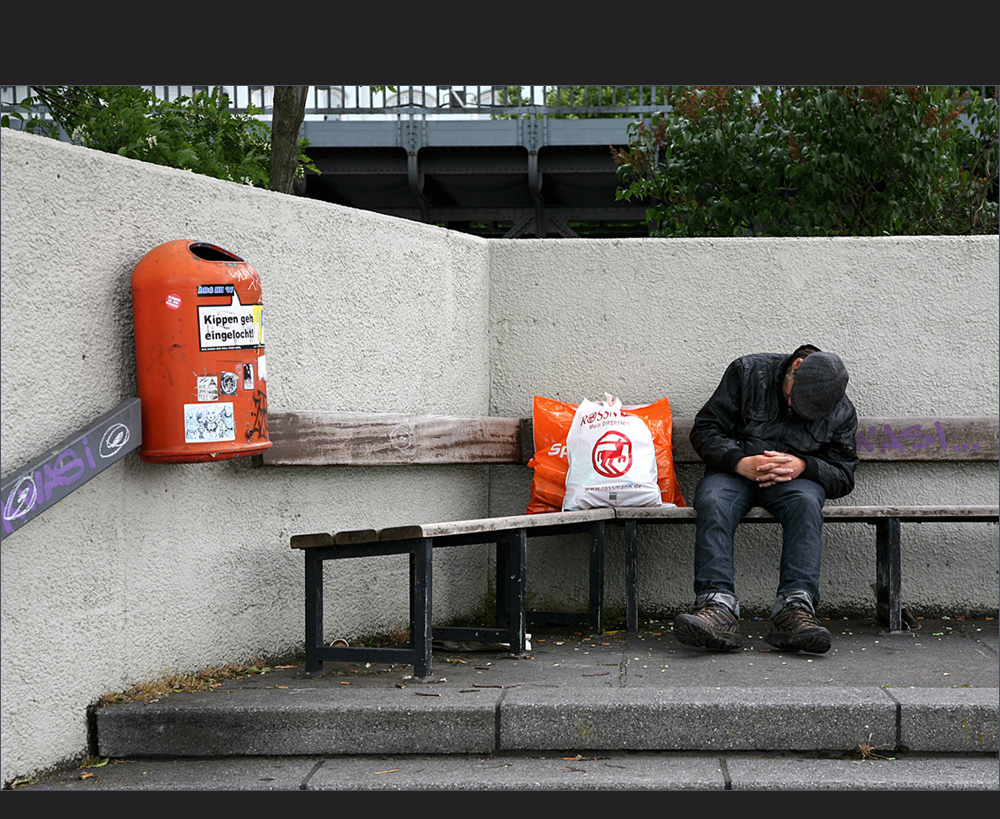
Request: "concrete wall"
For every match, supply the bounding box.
[1,127,998,784]
[1,129,494,785]
[487,237,999,621]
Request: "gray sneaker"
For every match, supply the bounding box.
[765,603,832,654]
[673,602,742,651]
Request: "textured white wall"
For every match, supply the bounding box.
[0,129,493,784]
[486,236,1000,621]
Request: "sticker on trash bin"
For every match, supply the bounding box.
[242,363,254,390]
[165,293,182,310]
[197,293,263,351]
[220,371,238,396]
[184,403,235,443]
[197,376,219,401]
[197,284,235,297]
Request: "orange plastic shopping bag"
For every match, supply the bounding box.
[526,394,685,514]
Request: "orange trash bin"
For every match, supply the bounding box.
[131,240,272,463]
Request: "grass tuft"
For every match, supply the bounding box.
[99,657,279,705]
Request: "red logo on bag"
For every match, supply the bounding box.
[592,431,632,478]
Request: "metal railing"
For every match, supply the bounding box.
[5,84,993,126]
[1,85,671,121]
[146,85,671,118]
[0,85,997,120]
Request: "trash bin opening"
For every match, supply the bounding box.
[189,243,244,263]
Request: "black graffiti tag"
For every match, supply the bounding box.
[248,390,268,442]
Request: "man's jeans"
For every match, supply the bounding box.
[692,469,827,611]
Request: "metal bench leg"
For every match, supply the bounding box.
[502,529,527,655]
[875,518,902,633]
[410,538,433,678]
[625,519,638,635]
[304,550,324,673]
[588,521,605,634]
[495,538,509,627]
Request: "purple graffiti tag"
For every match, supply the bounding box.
[42,449,87,502]
[81,436,97,469]
[857,426,877,453]
[855,420,981,456]
[879,424,905,454]
[934,421,948,450]
[896,424,938,451]
[1,398,141,541]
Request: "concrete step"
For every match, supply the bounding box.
[94,682,999,757]
[92,618,998,759]
[16,751,1000,791]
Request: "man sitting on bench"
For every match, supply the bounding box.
[672,344,859,654]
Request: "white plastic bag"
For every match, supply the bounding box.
[562,393,664,510]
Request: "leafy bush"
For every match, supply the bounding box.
[613,85,998,236]
[4,86,289,188]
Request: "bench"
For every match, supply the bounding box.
[290,508,613,679]
[261,411,999,677]
[616,504,1000,635]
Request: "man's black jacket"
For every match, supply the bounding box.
[689,351,860,499]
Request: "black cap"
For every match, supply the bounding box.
[790,352,849,421]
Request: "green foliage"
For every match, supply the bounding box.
[1,97,60,138]
[488,86,535,120]
[544,85,667,119]
[6,86,294,188]
[613,85,999,236]
[490,85,667,121]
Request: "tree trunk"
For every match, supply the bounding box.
[268,86,309,194]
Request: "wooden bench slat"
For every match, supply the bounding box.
[259,411,522,466]
[378,508,615,542]
[262,412,997,466]
[614,504,1000,523]
[296,504,998,548]
[335,528,380,545]
[290,532,334,549]
[521,415,999,464]
[821,505,1000,522]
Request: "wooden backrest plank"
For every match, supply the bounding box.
[262,411,998,467]
[521,415,999,463]
[258,411,522,466]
